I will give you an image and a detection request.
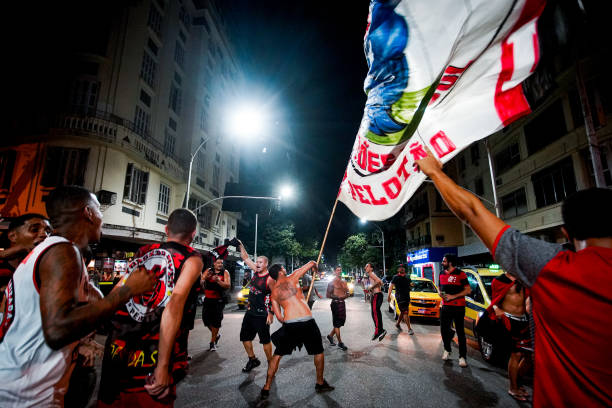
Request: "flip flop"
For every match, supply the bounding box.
[508,390,528,401]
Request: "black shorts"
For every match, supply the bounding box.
[239,313,271,344]
[202,297,225,328]
[506,314,531,352]
[272,319,324,356]
[330,300,346,328]
[397,300,410,313]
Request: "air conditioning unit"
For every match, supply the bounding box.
[97,190,117,206]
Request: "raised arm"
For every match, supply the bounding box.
[416,149,506,252]
[39,243,155,350]
[292,261,317,281]
[238,240,257,271]
[146,255,203,396]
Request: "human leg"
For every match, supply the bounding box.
[451,306,467,359]
[440,306,453,353]
[314,353,325,384]
[263,355,282,391]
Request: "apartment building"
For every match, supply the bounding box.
[0,0,244,267]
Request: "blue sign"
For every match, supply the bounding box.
[406,247,457,264]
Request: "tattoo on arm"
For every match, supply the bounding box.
[39,244,134,350]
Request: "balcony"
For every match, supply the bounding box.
[50,109,186,181]
[406,235,432,250]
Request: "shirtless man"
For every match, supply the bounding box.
[489,272,532,401]
[365,263,386,341]
[326,266,349,350]
[261,262,334,400]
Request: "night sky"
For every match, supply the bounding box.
[218,1,372,260]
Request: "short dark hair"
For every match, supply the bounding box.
[268,264,282,280]
[167,209,197,239]
[46,186,94,228]
[443,253,459,267]
[562,188,612,240]
[8,213,49,232]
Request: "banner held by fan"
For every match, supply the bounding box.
[338,0,546,221]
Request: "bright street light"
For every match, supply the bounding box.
[359,218,367,225]
[279,185,294,200]
[226,103,267,138]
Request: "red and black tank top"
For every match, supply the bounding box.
[204,269,225,299]
[247,271,270,316]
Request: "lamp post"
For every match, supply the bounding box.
[192,186,294,260]
[186,137,209,209]
[360,219,385,277]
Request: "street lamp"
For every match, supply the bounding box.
[192,186,294,259]
[360,218,386,277]
[187,103,268,210]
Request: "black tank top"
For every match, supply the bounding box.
[247,271,270,316]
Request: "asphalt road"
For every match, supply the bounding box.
[175,281,531,407]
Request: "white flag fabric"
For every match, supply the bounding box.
[338,0,545,220]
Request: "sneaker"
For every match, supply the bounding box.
[215,334,221,345]
[378,329,387,341]
[337,342,348,351]
[242,357,261,372]
[442,350,451,361]
[326,335,336,346]
[371,332,379,341]
[408,328,414,335]
[315,380,335,393]
[459,357,468,367]
[209,342,217,352]
[260,389,270,399]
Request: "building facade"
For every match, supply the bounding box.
[0,0,245,276]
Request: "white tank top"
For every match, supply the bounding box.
[0,236,89,407]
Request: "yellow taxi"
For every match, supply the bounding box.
[343,276,355,297]
[388,277,442,319]
[236,285,249,309]
[461,265,505,363]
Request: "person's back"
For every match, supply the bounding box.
[519,244,612,406]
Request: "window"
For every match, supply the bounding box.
[139,90,152,107]
[174,72,182,86]
[532,157,576,208]
[466,273,485,304]
[474,177,484,196]
[0,150,17,190]
[140,51,157,88]
[195,151,205,170]
[169,84,182,115]
[158,183,170,214]
[123,163,149,205]
[69,79,99,114]
[147,38,158,56]
[199,107,207,130]
[174,41,185,68]
[500,188,527,218]
[215,153,220,163]
[163,131,175,155]
[524,100,567,155]
[168,117,177,131]
[147,3,163,38]
[179,6,190,29]
[213,238,220,246]
[200,207,213,229]
[41,147,89,187]
[471,144,480,164]
[213,166,220,190]
[134,106,150,137]
[494,143,520,174]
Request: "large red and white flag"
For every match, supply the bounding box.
[338,0,545,220]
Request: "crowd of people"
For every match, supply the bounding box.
[0,146,610,407]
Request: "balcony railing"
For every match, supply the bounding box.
[406,235,432,249]
[51,109,187,181]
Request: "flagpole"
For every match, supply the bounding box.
[306,197,339,301]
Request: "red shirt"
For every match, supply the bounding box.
[438,268,468,307]
[493,226,612,407]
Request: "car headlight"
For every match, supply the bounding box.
[348,283,354,290]
[237,293,244,299]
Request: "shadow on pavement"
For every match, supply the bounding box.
[442,362,499,408]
